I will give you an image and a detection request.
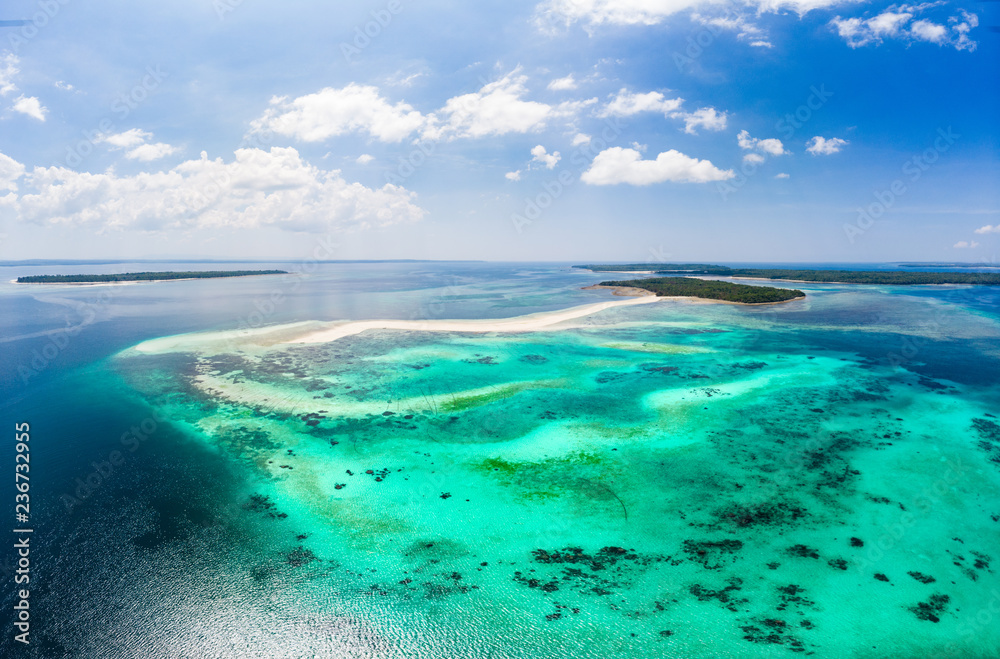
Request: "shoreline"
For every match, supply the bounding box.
[583,284,805,306]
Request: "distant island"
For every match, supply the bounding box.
[575,264,1000,285]
[592,276,805,304]
[898,263,1000,269]
[16,270,287,284]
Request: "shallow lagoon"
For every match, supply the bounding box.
[108,279,1000,658]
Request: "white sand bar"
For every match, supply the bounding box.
[283,296,660,345]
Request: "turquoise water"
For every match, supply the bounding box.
[2,264,999,657]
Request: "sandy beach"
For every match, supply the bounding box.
[283,296,660,344]
[129,296,661,354]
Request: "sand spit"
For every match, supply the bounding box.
[282,296,660,345]
[128,297,660,355]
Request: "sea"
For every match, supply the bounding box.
[1,261,998,658]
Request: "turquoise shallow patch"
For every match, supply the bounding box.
[113,289,1000,658]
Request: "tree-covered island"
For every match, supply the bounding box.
[16,270,287,283]
[596,277,805,304]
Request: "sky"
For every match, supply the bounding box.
[0,0,997,263]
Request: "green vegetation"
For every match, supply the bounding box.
[579,264,1000,285]
[577,263,732,273]
[17,270,287,283]
[601,276,804,304]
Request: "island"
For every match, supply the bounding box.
[592,276,805,304]
[575,264,1000,285]
[16,270,287,284]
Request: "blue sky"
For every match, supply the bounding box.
[0,0,996,262]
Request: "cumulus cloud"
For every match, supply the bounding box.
[571,133,591,146]
[775,172,790,179]
[909,18,947,43]
[356,154,375,165]
[597,88,683,118]
[581,146,733,185]
[547,74,578,90]
[0,152,25,191]
[953,240,979,248]
[531,144,561,169]
[831,7,978,51]
[806,136,848,155]
[505,170,522,181]
[738,130,787,156]
[743,153,765,164]
[672,107,727,134]
[251,84,427,143]
[428,68,595,140]
[12,95,46,121]
[974,225,1000,235]
[0,147,424,233]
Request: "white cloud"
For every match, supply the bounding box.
[909,18,947,43]
[97,129,179,161]
[974,225,1000,235]
[126,142,180,162]
[100,129,151,149]
[0,152,25,192]
[427,68,595,140]
[738,130,787,156]
[548,74,578,91]
[12,95,46,121]
[505,170,522,181]
[2,147,425,233]
[384,70,426,88]
[581,146,734,185]
[743,153,765,164]
[54,80,75,91]
[831,8,978,51]
[251,84,427,143]
[597,88,683,118]
[249,71,596,145]
[806,136,848,155]
[953,241,979,248]
[356,154,375,165]
[531,145,561,169]
[0,53,18,96]
[775,172,790,179]
[672,107,727,134]
[691,12,770,45]
[951,11,978,51]
[571,133,592,146]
